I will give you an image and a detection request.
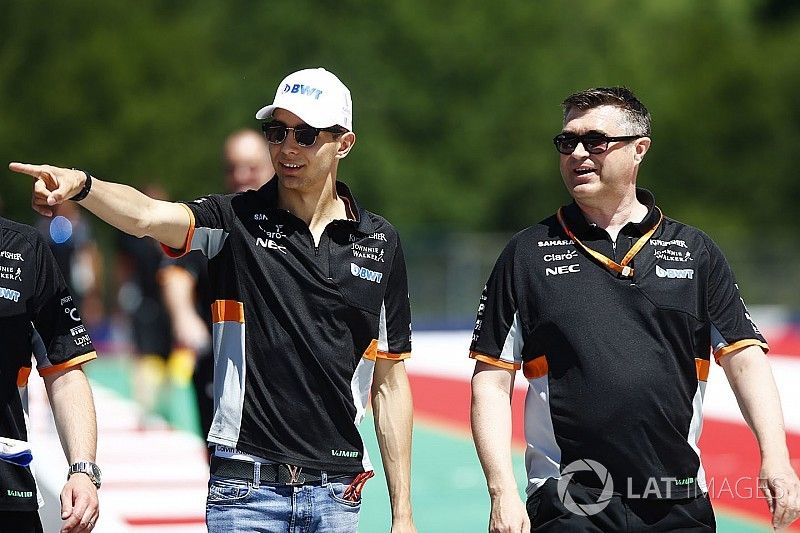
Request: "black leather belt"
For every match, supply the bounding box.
[210,456,354,486]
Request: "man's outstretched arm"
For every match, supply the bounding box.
[721,345,800,529]
[9,163,190,249]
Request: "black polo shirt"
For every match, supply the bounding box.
[0,216,96,511]
[164,179,412,472]
[470,189,767,499]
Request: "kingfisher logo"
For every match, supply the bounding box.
[283,83,323,100]
[0,250,24,261]
[350,263,383,283]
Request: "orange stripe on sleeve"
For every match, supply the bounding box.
[714,339,769,363]
[377,351,411,361]
[38,352,97,377]
[212,300,245,323]
[469,351,520,371]
[160,203,196,258]
[695,358,710,382]
[523,355,548,379]
[16,367,32,387]
[362,339,378,361]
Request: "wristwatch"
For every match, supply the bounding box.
[68,461,102,489]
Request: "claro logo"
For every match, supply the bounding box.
[546,264,580,276]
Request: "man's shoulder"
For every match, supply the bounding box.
[0,216,44,252]
[1,215,35,235]
[658,215,715,249]
[186,191,237,208]
[508,215,563,247]
[358,209,402,240]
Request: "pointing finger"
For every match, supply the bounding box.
[9,162,60,189]
[9,161,45,178]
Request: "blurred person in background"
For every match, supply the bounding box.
[1,214,100,533]
[36,202,104,334]
[470,87,799,532]
[159,128,273,444]
[11,67,417,532]
[115,184,177,425]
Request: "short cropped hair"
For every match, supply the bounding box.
[561,87,651,136]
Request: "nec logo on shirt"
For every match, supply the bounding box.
[546,264,580,276]
[351,263,383,283]
[283,83,323,100]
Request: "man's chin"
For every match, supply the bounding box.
[567,181,600,198]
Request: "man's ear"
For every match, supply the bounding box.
[633,136,651,163]
[336,131,356,160]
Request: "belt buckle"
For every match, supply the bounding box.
[281,464,306,486]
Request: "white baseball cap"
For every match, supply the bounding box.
[255,68,353,131]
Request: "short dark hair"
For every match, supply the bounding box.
[561,87,651,136]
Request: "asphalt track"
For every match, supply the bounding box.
[28,330,799,532]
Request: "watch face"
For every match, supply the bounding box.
[91,463,102,483]
[70,462,101,488]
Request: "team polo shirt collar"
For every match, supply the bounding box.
[561,187,660,239]
[254,179,376,234]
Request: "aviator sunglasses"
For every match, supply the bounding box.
[553,131,645,155]
[261,121,345,147]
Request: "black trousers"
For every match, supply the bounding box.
[0,511,44,533]
[527,478,716,532]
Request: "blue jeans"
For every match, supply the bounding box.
[206,474,361,533]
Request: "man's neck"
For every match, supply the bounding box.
[278,177,348,240]
[575,191,648,242]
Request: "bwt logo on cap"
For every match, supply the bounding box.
[282,83,323,100]
[256,67,353,130]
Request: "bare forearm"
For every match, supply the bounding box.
[160,267,210,350]
[721,346,789,460]
[44,368,97,464]
[471,366,518,496]
[82,177,188,248]
[371,359,414,520]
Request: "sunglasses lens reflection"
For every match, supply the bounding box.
[264,125,287,144]
[294,128,320,146]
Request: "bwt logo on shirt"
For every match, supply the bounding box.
[655,265,694,279]
[0,286,21,302]
[282,83,323,100]
[351,263,383,283]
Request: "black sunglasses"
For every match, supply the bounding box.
[553,132,645,155]
[261,121,345,147]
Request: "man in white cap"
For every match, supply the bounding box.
[11,67,417,532]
